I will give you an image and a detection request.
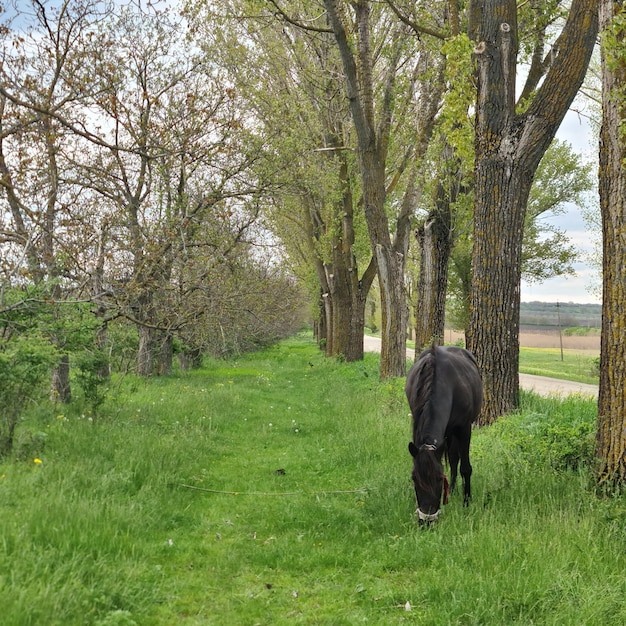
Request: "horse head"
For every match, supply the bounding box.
[408,441,449,525]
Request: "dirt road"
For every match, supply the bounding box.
[363,335,598,399]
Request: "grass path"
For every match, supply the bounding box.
[0,334,622,625]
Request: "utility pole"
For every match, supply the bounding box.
[556,301,564,361]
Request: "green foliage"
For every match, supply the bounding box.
[523,140,593,283]
[490,391,597,471]
[0,335,624,625]
[603,6,626,149]
[438,34,475,164]
[0,286,111,453]
[0,333,58,457]
[106,321,139,374]
[563,326,601,337]
[74,348,111,417]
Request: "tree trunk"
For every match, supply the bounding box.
[358,147,409,378]
[377,242,409,378]
[324,0,410,379]
[157,333,173,376]
[596,0,626,486]
[178,347,202,371]
[468,0,598,423]
[306,143,376,362]
[414,175,453,355]
[468,161,528,423]
[315,296,327,350]
[51,354,71,403]
[95,323,111,379]
[137,324,155,377]
[321,291,334,355]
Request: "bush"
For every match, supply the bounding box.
[74,348,111,417]
[0,334,58,457]
[490,392,597,471]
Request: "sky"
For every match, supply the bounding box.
[2,2,602,304]
[519,95,601,305]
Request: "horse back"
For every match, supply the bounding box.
[406,345,482,427]
[437,346,482,424]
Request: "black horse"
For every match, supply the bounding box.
[406,344,482,523]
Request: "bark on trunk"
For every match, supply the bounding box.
[178,348,202,371]
[137,324,155,377]
[324,0,411,379]
[377,242,409,378]
[157,334,173,376]
[414,175,453,356]
[306,144,375,362]
[596,0,626,485]
[51,354,71,403]
[468,0,598,423]
[468,161,528,423]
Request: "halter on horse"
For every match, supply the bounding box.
[406,344,482,524]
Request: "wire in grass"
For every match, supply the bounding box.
[179,484,371,497]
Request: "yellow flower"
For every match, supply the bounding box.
[33,458,43,465]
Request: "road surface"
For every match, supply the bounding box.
[363,335,598,399]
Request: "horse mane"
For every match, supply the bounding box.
[413,447,442,495]
[411,344,436,444]
[410,344,443,496]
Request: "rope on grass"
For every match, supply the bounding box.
[179,484,371,497]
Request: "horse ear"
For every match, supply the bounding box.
[408,441,419,457]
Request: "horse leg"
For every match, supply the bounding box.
[458,426,473,506]
[448,437,460,494]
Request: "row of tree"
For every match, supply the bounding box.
[0,0,624,485]
[0,0,307,454]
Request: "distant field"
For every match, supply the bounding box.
[446,329,600,352]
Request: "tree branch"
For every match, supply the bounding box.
[266,0,332,33]
[385,0,448,40]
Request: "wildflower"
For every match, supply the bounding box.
[33,458,43,465]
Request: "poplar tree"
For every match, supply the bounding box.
[596,0,626,485]
[468,0,598,423]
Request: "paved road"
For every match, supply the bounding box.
[363,335,598,399]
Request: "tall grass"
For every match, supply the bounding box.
[0,334,623,625]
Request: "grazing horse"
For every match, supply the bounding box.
[406,344,482,524]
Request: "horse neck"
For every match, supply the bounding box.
[414,400,448,448]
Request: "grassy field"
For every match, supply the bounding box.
[0,334,623,625]
[519,347,599,384]
[405,332,600,385]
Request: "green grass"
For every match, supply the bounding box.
[519,347,599,384]
[0,333,622,625]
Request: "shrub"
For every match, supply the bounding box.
[74,348,111,417]
[0,333,58,457]
[491,392,597,471]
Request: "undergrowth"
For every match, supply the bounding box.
[0,333,623,625]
